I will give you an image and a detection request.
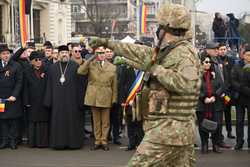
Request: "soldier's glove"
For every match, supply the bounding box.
[89,37,109,49]
[113,56,125,65]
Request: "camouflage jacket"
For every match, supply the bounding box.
[106,39,201,145]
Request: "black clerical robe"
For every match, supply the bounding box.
[44,60,83,149]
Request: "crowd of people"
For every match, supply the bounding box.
[197,41,250,153]
[0,40,145,151]
[0,14,249,160]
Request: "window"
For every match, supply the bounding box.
[147,4,155,15]
[72,5,80,13]
[33,9,41,43]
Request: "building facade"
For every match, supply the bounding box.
[71,0,131,39]
[0,0,72,46]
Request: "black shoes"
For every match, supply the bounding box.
[125,145,136,151]
[0,140,8,149]
[91,144,102,150]
[102,145,109,151]
[113,140,122,145]
[234,143,244,150]
[201,143,208,154]
[227,132,236,139]
[91,144,109,151]
[213,145,222,153]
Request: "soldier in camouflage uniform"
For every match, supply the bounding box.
[89,3,201,167]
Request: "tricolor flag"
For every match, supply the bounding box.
[139,1,147,33]
[18,0,28,47]
[0,99,6,113]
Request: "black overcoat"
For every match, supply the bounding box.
[0,60,23,119]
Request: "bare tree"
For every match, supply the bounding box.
[81,0,121,37]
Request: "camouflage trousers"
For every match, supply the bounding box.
[127,141,195,167]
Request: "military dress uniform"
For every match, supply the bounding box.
[77,58,117,148]
[89,4,201,166]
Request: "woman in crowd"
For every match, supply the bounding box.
[196,55,225,154]
[23,51,49,148]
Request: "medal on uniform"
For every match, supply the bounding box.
[60,74,66,84]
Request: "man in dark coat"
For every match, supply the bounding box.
[11,42,35,144]
[0,44,23,149]
[23,51,50,148]
[212,12,227,43]
[115,64,144,151]
[42,41,54,70]
[44,45,83,149]
[232,45,250,150]
[217,43,236,139]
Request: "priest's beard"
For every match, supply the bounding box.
[60,56,69,63]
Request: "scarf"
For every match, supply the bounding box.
[204,70,213,119]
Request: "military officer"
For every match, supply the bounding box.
[77,47,117,151]
[89,3,201,166]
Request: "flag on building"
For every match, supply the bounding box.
[136,0,147,34]
[18,0,28,47]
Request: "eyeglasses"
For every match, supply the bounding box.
[34,58,42,62]
[74,50,81,53]
[204,61,211,64]
[96,52,105,55]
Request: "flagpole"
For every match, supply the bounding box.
[11,0,15,44]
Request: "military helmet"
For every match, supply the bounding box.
[156,3,191,30]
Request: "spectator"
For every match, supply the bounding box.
[42,41,54,70]
[212,12,227,43]
[232,45,250,150]
[197,55,224,154]
[226,13,240,51]
[217,43,236,139]
[0,44,23,149]
[23,51,49,148]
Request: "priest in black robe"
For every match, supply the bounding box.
[44,45,83,149]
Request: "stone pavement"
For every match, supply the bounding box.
[0,126,249,167]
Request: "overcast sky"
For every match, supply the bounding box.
[196,0,250,17]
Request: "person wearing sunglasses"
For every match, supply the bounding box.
[23,51,49,148]
[196,55,225,154]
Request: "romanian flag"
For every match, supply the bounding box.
[123,71,145,107]
[18,0,28,47]
[139,1,147,34]
[0,99,6,113]
[136,0,147,34]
